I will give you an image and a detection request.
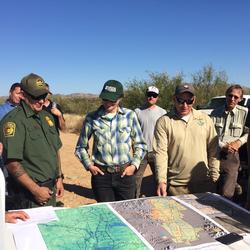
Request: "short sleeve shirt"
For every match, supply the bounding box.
[0,101,62,182]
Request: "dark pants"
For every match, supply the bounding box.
[91,172,135,202]
[218,151,240,199]
[135,152,156,198]
[6,177,56,210]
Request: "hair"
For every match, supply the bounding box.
[225,84,243,98]
[9,82,21,92]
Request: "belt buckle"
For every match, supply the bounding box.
[107,166,115,173]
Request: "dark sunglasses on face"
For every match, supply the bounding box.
[228,94,240,100]
[28,93,48,101]
[176,97,194,105]
[147,92,158,98]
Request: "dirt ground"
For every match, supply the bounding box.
[58,132,154,207]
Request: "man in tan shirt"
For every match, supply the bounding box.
[153,84,220,196]
[211,85,248,199]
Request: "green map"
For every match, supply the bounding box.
[38,204,148,250]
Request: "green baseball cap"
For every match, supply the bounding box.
[21,73,49,98]
[99,80,124,102]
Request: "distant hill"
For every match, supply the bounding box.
[54,93,98,98]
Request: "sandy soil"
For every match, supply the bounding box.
[58,132,154,207]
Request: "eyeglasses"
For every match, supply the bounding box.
[147,92,158,98]
[176,97,194,105]
[228,94,240,100]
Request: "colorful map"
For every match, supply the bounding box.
[38,204,149,250]
[111,197,226,249]
[38,197,228,249]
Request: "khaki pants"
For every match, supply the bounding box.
[168,179,216,196]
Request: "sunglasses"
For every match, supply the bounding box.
[147,92,158,98]
[176,97,194,105]
[28,93,48,101]
[228,94,240,100]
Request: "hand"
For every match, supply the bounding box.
[32,186,53,205]
[121,165,136,177]
[0,142,3,155]
[229,140,241,152]
[222,143,235,154]
[157,182,167,197]
[5,211,30,223]
[56,178,64,198]
[89,165,104,176]
[51,107,62,117]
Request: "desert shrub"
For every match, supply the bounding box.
[64,113,84,134]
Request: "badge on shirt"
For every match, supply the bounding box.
[45,116,54,127]
[3,122,16,137]
[196,118,205,126]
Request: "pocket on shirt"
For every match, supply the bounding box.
[230,123,243,137]
[118,127,131,142]
[28,129,43,140]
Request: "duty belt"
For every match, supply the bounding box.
[94,162,130,173]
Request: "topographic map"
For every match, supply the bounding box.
[111,197,226,249]
[38,204,148,250]
[38,197,228,250]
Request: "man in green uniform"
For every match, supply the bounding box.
[0,73,64,209]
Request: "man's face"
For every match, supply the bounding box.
[146,92,158,106]
[174,92,195,117]
[9,87,23,104]
[24,93,47,113]
[102,98,121,113]
[226,88,242,111]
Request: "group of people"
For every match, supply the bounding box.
[1,73,250,225]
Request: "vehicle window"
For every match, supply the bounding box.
[238,98,245,106]
[206,98,226,109]
[246,99,250,108]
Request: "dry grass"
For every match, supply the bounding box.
[64,113,84,134]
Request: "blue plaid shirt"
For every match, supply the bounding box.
[75,106,147,169]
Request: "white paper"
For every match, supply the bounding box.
[11,223,47,250]
[7,206,58,227]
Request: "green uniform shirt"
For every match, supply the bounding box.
[0,100,62,182]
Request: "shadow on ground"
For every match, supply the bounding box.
[64,183,95,199]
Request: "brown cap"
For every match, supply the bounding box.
[175,84,195,96]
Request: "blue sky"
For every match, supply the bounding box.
[0,0,249,95]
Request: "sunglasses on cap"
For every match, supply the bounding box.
[176,97,194,105]
[147,92,158,98]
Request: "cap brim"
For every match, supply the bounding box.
[99,92,119,102]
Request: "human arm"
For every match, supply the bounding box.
[75,115,94,170]
[5,211,29,223]
[129,111,147,169]
[6,160,53,204]
[206,117,220,182]
[55,150,64,198]
[51,104,66,132]
[153,116,169,196]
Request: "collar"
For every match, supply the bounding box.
[99,105,125,118]
[21,100,37,118]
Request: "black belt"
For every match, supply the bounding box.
[94,162,130,173]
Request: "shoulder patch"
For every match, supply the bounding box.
[45,116,54,127]
[3,122,16,137]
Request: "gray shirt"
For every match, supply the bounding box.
[135,105,166,152]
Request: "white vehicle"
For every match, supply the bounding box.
[197,95,250,115]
